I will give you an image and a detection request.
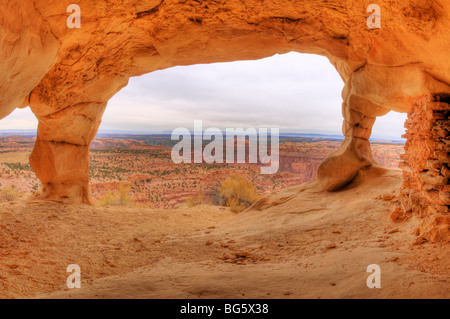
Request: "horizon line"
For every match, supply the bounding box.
[0,128,405,143]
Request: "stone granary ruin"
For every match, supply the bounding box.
[0,0,449,241]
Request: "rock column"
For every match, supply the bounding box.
[315,83,388,191]
[397,94,450,241]
[29,102,107,205]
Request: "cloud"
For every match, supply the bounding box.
[103,52,345,133]
[0,52,407,139]
[0,108,38,131]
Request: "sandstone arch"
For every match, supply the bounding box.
[0,1,449,239]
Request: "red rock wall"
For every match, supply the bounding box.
[1,1,450,208]
[398,94,450,242]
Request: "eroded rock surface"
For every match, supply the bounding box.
[0,1,449,239]
[397,94,450,242]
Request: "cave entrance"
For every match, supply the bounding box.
[0,52,408,208]
[101,52,345,135]
[105,53,407,162]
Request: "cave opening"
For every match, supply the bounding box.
[0,52,408,207]
[101,52,407,142]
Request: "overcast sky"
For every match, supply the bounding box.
[0,52,406,139]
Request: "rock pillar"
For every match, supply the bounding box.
[29,102,107,204]
[397,94,450,241]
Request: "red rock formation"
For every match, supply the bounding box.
[0,1,449,239]
[398,94,449,242]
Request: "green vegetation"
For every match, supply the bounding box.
[4,162,32,171]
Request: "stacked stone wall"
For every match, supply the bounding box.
[397,94,449,242]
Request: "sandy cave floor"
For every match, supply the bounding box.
[0,167,448,299]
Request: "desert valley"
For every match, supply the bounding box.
[0,0,449,303]
[2,134,449,299]
[0,135,403,208]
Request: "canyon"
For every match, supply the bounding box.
[0,0,449,299]
[0,1,448,195]
[1,1,449,242]
[0,135,404,208]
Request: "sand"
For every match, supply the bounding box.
[0,167,448,299]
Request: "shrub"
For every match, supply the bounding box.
[117,184,134,206]
[97,191,116,207]
[97,183,134,207]
[219,175,260,213]
[185,192,205,207]
[207,181,223,206]
[0,185,20,201]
